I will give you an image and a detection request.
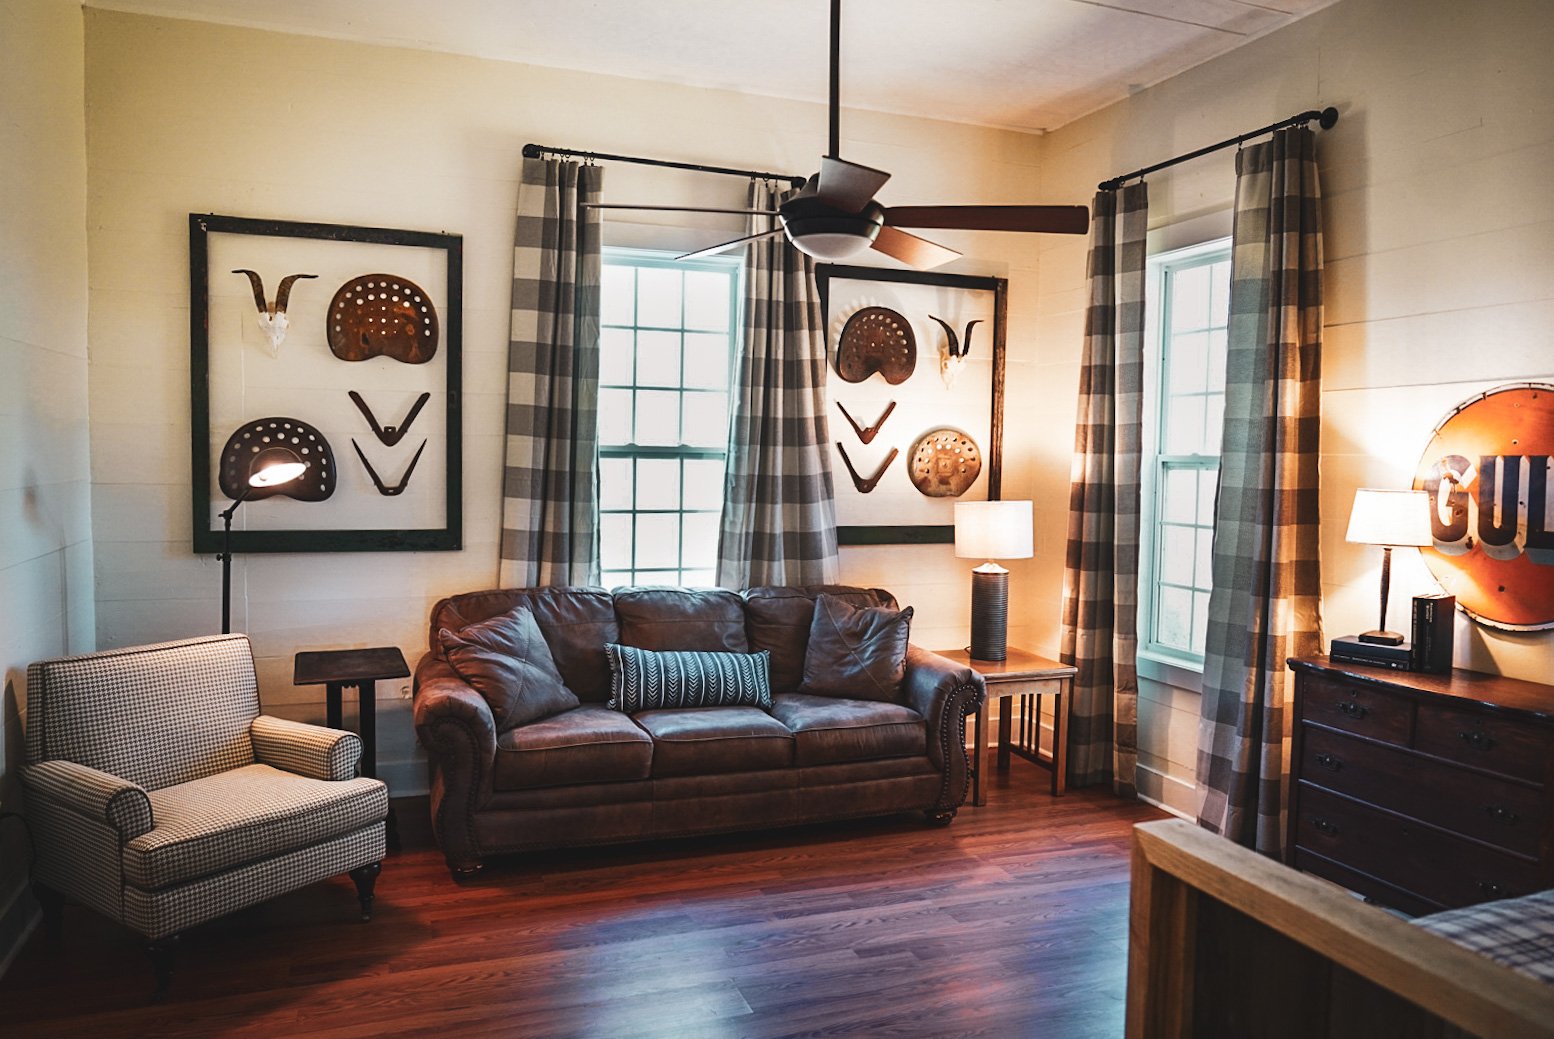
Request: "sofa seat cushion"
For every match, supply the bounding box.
[769,693,927,766]
[634,707,794,777]
[125,764,387,890]
[494,706,653,791]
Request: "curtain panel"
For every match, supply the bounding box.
[1197,127,1325,856]
[1060,182,1147,795]
[499,157,604,588]
[716,181,841,589]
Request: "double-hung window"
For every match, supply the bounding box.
[597,249,741,588]
[1142,240,1231,665]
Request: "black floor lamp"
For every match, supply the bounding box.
[219,448,308,634]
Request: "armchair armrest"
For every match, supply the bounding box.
[414,655,497,871]
[23,759,154,841]
[903,645,985,814]
[251,714,363,781]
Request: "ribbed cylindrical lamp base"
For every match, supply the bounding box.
[969,570,1009,661]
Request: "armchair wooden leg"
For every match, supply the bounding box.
[349,862,381,921]
[32,882,64,946]
[146,934,179,1001]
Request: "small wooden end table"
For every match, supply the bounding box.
[293,646,410,847]
[936,647,1076,805]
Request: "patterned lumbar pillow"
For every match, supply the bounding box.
[604,644,772,713]
[439,604,580,730]
[800,593,914,702]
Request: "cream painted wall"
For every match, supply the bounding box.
[82,9,1054,794]
[1026,0,1554,813]
[0,0,95,968]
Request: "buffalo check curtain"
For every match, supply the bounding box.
[1060,182,1147,795]
[716,181,840,589]
[1196,127,1325,856]
[500,158,604,587]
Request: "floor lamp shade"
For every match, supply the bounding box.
[219,449,308,635]
[955,501,1034,661]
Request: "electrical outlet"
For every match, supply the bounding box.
[399,683,412,700]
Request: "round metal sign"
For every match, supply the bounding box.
[908,427,981,498]
[1411,382,1554,631]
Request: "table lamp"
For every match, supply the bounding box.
[1345,488,1433,646]
[219,448,308,634]
[955,500,1034,661]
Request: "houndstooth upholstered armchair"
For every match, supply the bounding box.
[22,634,388,997]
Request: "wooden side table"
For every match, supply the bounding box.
[293,646,410,847]
[936,647,1076,805]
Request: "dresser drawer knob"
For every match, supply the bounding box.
[1336,701,1368,719]
[1314,753,1343,772]
[1485,805,1520,825]
[1458,730,1495,751]
[1312,818,1339,836]
[1478,881,1508,899]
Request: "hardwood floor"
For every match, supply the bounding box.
[1,766,1164,1039]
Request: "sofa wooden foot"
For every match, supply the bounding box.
[33,882,64,946]
[350,862,382,921]
[146,934,179,1001]
[923,808,956,826]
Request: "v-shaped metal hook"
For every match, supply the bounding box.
[349,391,431,447]
[836,400,896,444]
[352,438,428,496]
[836,443,898,494]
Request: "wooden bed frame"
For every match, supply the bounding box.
[1126,819,1554,1039]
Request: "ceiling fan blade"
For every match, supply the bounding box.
[884,204,1090,235]
[676,227,785,261]
[583,203,779,216]
[870,225,961,270]
[815,156,891,212]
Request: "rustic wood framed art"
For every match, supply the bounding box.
[816,264,1007,546]
[190,213,463,553]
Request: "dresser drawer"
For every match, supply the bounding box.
[1414,702,1553,785]
[1295,784,1543,909]
[1300,674,1412,745]
[1300,725,1545,858]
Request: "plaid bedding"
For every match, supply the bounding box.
[1415,888,1554,986]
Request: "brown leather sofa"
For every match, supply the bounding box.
[413,584,985,876]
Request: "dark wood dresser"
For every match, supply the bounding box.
[1287,656,1554,916]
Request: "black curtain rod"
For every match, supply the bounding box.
[522,143,808,189]
[1097,106,1339,191]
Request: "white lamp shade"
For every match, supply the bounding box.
[1345,488,1433,547]
[954,500,1034,560]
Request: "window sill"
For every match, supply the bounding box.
[1137,648,1205,695]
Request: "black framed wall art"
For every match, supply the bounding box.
[190,213,463,553]
[816,264,1007,546]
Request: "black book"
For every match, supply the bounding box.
[1411,593,1455,674]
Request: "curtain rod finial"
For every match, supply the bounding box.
[1319,107,1339,130]
[522,143,543,159]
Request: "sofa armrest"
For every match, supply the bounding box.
[23,759,154,841]
[251,714,363,781]
[903,645,985,814]
[413,654,497,871]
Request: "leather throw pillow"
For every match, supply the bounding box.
[439,604,580,731]
[800,594,913,702]
[605,645,772,713]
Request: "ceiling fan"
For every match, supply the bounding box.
[591,0,1090,269]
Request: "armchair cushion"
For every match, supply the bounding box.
[124,764,387,890]
[24,759,154,841]
[439,604,581,731]
[800,595,914,702]
[250,715,362,781]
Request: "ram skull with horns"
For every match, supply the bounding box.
[232,269,317,355]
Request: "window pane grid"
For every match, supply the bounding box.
[598,250,737,589]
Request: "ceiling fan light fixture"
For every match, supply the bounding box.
[779,197,885,261]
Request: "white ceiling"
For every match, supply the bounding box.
[86,0,1338,133]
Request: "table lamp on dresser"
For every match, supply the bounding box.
[954,500,1033,661]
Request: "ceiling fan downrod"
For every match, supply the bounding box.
[829,0,841,159]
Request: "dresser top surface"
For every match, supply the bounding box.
[1290,656,1554,720]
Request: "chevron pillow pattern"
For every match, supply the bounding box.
[604,645,772,713]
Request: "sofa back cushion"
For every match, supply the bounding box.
[428,587,618,702]
[800,594,914,703]
[743,585,898,693]
[613,587,748,653]
[439,605,581,731]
